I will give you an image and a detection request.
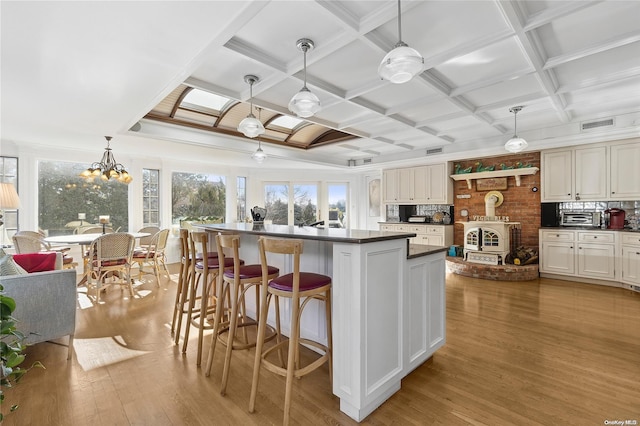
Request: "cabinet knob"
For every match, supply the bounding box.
[567,193,571,196]
[612,191,616,194]
[594,236,597,239]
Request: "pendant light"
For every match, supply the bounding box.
[378,0,424,84]
[288,38,321,118]
[237,75,265,138]
[504,106,528,153]
[251,108,267,163]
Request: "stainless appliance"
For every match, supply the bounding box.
[560,212,601,227]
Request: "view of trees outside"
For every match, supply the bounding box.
[237,176,246,222]
[264,183,317,225]
[142,169,160,226]
[38,161,129,236]
[171,172,226,224]
[328,183,348,228]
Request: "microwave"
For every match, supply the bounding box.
[560,212,601,227]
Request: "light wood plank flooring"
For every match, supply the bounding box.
[2,268,639,425]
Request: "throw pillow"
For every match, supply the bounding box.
[13,252,58,273]
[0,251,28,276]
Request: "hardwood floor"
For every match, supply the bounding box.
[3,268,639,425]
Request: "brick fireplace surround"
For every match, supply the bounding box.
[449,152,541,281]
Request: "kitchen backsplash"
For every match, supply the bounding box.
[559,200,639,230]
[386,204,453,222]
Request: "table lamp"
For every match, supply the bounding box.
[0,183,21,247]
[99,215,110,234]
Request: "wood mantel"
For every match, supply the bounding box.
[450,167,539,189]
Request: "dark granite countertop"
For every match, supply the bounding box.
[407,244,449,259]
[540,226,639,233]
[197,223,417,244]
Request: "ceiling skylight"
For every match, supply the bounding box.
[182,89,233,113]
[269,115,305,131]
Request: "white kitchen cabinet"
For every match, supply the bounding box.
[541,146,607,202]
[540,229,618,282]
[541,150,573,202]
[405,252,445,373]
[621,233,640,286]
[382,163,452,204]
[610,141,640,200]
[380,223,453,247]
[383,169,400,203]
[540,240,576,275]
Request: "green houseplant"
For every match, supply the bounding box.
[0,284,44,422]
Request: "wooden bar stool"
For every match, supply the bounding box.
[249,237,332,426]
[205,233,279,396]
[182,231,236,366]
[174,229,220,346]
[171,229,191,344]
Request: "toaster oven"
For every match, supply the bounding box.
[560,212,601,227]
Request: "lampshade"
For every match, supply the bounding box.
[288,87,321,118]
[504,106,528,153]
[251,145,267,164]
[378,0,424,84]
[80,136,132,184]
[0,183,21,209]
[289,38,321,118]
[238,75,265,138]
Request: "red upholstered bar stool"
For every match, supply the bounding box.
[183,231,237,366]
[205,233,279,396]
[249,237,332,426]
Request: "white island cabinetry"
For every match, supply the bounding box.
[199,223,447,422]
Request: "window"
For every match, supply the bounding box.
[237,176,246,222]
[171,172,226,226]
[1,156,18,244]
[328,183,348,228]
[38,160,129,236]
[264,182,318,226]
[142,169,160,226]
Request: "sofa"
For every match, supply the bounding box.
[0,250,77,359]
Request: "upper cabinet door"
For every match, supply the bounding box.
[383,169,399,203]
[541,150,573,202]
[610,142,640,200]
[397,168,414,202]
[574,146,607,201]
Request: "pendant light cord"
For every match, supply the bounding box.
[302,45,308,89]
[397,0,402,43]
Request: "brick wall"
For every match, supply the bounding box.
[452,152,541,248]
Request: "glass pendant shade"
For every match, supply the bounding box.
[288,86,321,118]
[504,136,528,153]
[238,74,265,138]
[251,146,266,163]
[238,113,265,138]
[504,106,528,153]
[378,42,424,84]
[289,38,321,118]
[378,0,424,84]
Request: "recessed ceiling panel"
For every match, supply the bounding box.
[434,37,533,87]
[462,74,545,107]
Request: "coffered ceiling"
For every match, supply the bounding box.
[2,1,640,169]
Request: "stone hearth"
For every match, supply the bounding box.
[446,256,538,281]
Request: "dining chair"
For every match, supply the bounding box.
[86,233,135,303]
[249,237,332,426]
[205,233,279,396]
[132,228,170,283]
[136,226,161,249]
[12,233,77,269]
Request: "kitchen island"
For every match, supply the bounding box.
[198,223,447,422]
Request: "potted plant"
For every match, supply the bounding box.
[0,284,44,422]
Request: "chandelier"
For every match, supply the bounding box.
[79,136,132,184]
